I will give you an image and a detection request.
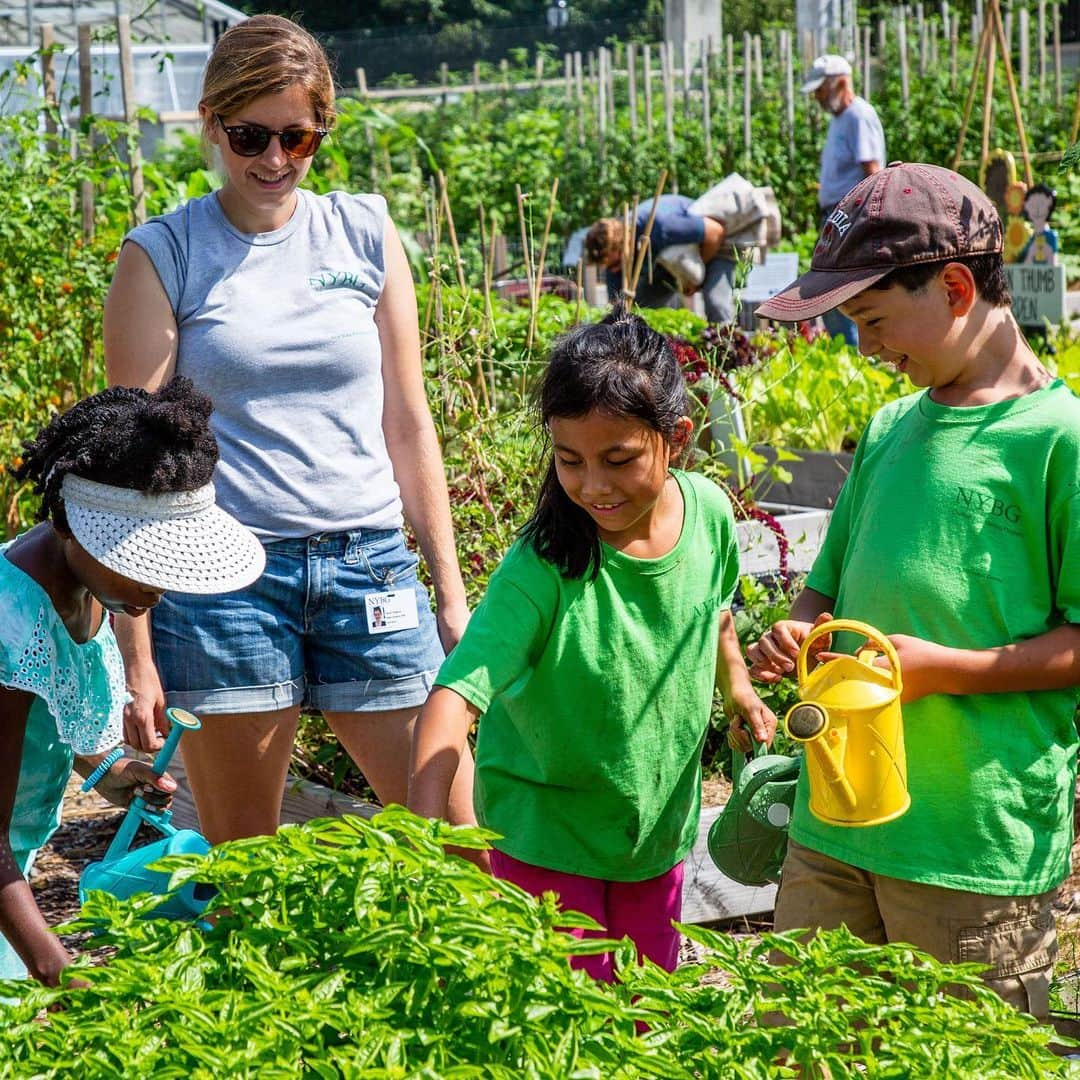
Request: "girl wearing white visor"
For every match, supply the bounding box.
[0,377,263,986]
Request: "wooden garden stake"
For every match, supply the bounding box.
[535,52,544,90]
[39,23,57,154]
[436,171,467,292]
[116,14,145,226]
[1019,6,1029,99]
[661,42,676,185]
[918,7,928,75]
[701,40,712,168]
[725,34,734,115]
[863,24,872,100]
[643,44,654,135]
[628,170,668,300]
[597,46,607,151]
[953,14,993,169]
[472,62,481,120]
[575,258,584,325]
[527,178,559,354]
[682,38,692,116]
[440,62,449,107]
[1037,0,1046,100]
[77,22,94,243]
[514,185,536,381]
[989,0,1033,184]
[574,51,585,145]
[898,11,910,107]
[754,34,763,90]
[743,33,752,173]
[564,52,572,106]
[1053,0,1062,106]
[950,20,959,90]
[627,42,638,134]
[981,31,998,170]
[784,29,795,145]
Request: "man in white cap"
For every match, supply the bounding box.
[802,54,885,343]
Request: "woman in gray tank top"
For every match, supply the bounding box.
[103,14,478,847]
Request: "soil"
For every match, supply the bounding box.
[30,774,1080,987]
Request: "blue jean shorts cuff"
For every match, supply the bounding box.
[164,678,305,716]
[308,670,438,713]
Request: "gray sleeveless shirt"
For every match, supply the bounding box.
[125,188,403,541]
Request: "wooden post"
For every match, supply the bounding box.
[918,3,928,74]
[725,34,734,114]
[990,0,1033,185]
[682,37,692,116]
[743,32,752,173]
[661,41,676,180]
[898,10,910,107]
[943,0,951,40]
[39,23,57,154]
[785,29,796,154]
[754,33,763,90]
[116,15,145,225]
[607,43,616,129]
[597,46,607,150]
[643,43,654,136]
[627,42,638,134]
[980,30,997,175]
[1037,0,1046,100]
[1053,0,1062,106]
[77,22,94,242]
[953,14,992,169]
[472,61,481,120]
[864,24,872,100]
[535,51,544,90]
[574,51,585,145]
[950,18,959,90]
[440,61,449,107]
[930,19,939,70]
[564,51,572,106]
[1019,6,1029,98]
[701,39,712,167]
[500,58,510,104]
[878,17,887,53]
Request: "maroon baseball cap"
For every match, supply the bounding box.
[756,162,1003,322]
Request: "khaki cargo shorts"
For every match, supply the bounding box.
[773,839,1058,1020]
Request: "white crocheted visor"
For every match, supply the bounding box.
[61,474,266,594]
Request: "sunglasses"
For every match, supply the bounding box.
[215,114,327,159]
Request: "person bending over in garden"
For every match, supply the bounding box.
[750,163,1080,1021]
[409,304,776,980]
[585,196,736,323]
[0,378,264,985]
[104,14,477,845]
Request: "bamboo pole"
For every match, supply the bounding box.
[953,13,993,169]
[116,15,145,226]
[436,170,467,292]
[1053,0,1062,107]
[989,0,1033,185]
[701,40,712,168]
[527,178,559,352]
[643,43,653,135]
[743,32,752,173]
[980,31,997,175]
[898,9,910,107]
[477,203,496,406]
[628,171,669,298]
[77,23,94,243]
[514,184,536,386]
[39,23,56,154]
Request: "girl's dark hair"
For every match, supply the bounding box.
[520,303,690,580]
[12,377,219,532]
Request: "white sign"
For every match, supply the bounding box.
[740,253,800,303]
[1004,263,1066,326]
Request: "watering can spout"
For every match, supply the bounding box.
[785,703,858,814]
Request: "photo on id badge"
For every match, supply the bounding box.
[365,590,419,634]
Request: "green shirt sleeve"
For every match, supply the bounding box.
[435,541,559,714]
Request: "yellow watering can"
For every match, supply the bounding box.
[783,619,910,827]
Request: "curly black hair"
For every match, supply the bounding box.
[11,377,219,532]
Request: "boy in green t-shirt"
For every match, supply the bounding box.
[752,162,1080,1020]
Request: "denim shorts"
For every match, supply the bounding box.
[151,528,445,715]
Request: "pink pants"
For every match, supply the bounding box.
[489,849,684,982]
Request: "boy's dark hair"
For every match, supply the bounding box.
[520,303,690,580]
[867,252,1011,307]
[12,376,218,532]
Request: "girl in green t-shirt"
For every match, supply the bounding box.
[0,378,263,986]
[410,305,776,981]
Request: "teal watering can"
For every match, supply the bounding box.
[79,707,214,920]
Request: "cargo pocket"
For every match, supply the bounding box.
[955,906,1057,1018]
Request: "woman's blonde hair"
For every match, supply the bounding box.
[200,14,336,130]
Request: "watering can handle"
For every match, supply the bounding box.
[797,619,903,694]
[731,738,770,785]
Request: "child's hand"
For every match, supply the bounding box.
[725,685,778,752]
[883,634,946,704]
[95,758,177,811]
[747,611,834,683]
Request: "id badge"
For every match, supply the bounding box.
[365,590,419,634]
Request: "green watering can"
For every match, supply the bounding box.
[707,740,801,887]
